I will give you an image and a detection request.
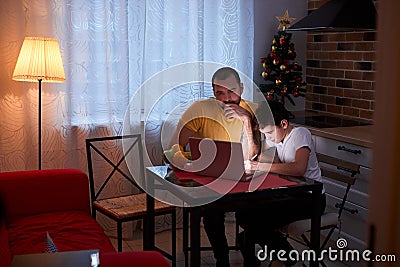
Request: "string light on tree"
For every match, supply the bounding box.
[259,9,306,104]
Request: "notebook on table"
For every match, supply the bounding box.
[188,137,265,182]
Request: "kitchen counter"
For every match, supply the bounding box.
[305,125,374,148]
[290,111,374,148]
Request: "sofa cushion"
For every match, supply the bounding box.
[8,211,116,256]
[0,219,11,267]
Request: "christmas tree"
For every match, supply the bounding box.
[259,10,306,105]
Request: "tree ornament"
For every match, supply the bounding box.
[275,9,296,30]
[273,59,279,65]
[280,64,286,71]
[293,90,300,97]
[280,38,286,46]
[262,62,267,69]
[272,46,277,51]
[272,39,277,45]
[261,71,268,79]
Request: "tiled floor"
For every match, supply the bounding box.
[107,220,351,267]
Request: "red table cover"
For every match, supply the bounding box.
[173,171,298,194]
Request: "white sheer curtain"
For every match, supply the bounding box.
[0,0,254,171]
[56,0,254,126]
[58,0,255,168]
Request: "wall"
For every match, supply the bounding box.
[304,0,377,122]
[370,0,400,261]
[253,0,307,110]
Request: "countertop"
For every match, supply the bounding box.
[290,111,374,148]
[305,125,374,148]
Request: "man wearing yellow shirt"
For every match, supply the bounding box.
[170,67,259,160]
[169,67,260,267]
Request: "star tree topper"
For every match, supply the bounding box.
[275,9,296,30]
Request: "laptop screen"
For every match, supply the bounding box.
[189,137,245,178]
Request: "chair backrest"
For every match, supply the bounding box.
[317,153,360,218]
[85,135,145,203]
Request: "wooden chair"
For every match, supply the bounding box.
[282,152,360,267]
[86,135,177,266]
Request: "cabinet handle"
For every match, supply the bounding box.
[337,166,360,176]
[335,203,358,214]
[337,145,362,155]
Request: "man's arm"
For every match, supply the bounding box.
[223,103,260,159]
[241,116,261,160]
[168,125,196,151]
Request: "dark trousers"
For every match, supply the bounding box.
[236,192,326,267]
[202,209,230,267]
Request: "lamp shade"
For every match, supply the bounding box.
[12,37,66,83]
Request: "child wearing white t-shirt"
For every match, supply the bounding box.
[237,100,326,267]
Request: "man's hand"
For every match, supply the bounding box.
[223,103,252,121]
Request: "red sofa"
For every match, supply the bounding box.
[0,169,170,267]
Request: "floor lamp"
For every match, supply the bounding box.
[12,37,66,170]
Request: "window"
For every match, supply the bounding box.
[54,0,254,125]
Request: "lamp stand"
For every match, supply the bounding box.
[38,79,42,170]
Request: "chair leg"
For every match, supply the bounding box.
[235,219,240,250]
[171,210,177,267]
[182,208,189,267]
[320,228,336,251]
[117,221,123,252]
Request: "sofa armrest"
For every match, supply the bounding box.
[0,169,91,224]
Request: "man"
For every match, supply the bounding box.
[169,67,260,266]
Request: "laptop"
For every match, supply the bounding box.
[188,137,264,181]
[11,250,100,267]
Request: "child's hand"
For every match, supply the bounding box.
[244,159,258,171]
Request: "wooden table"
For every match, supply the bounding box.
[144,166,323,267]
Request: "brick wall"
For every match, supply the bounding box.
[305,0,377,122]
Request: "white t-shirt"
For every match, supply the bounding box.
[265,127,322,183]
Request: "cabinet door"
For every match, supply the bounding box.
[321,164,370,208]
[315,136,372,168]
[325,194,368,250]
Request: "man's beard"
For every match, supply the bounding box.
[224,97,241,105]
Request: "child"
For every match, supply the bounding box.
[236,100,326,267]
